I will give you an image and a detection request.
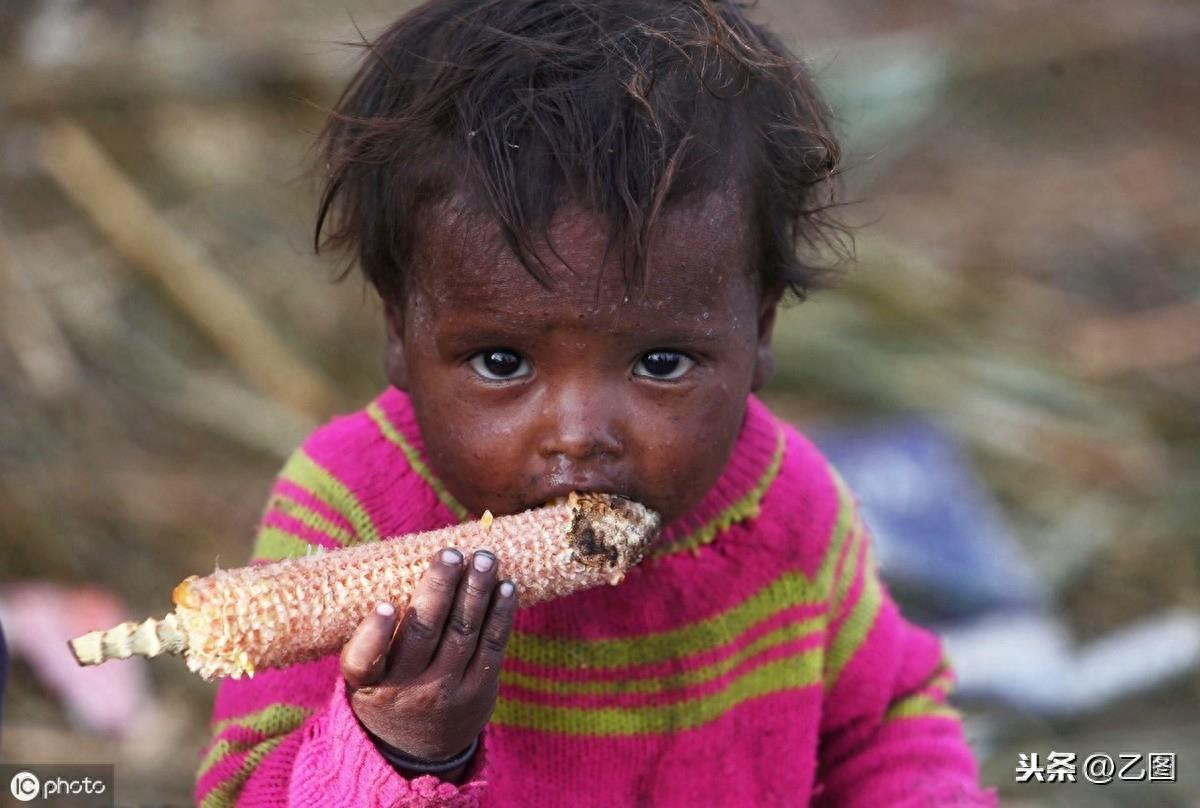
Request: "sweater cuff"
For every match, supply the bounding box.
[288,675,488,807]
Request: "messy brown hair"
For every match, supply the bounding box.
[315,0,844,305]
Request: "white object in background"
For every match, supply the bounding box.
[940,609,1200,716]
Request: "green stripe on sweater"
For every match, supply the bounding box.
[251,527,320,563]
[493,647,821,734]
[828,514,867,618]
[367,401,471,522]
[501,615,824,697]
[265,492,356,546]
[199,705,312,779]
[823,539,884,689]
[885,694,962,723]
[278,449,380,545]
[507,569,827,670]
[198,735,287,808]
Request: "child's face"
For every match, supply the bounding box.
[386,190,778,525]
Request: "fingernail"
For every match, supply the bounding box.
[499,581,515,598]
[442,548,463,564]
[376,602,395,617]
[473,551,495,572]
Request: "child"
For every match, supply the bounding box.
[196,1,998,805]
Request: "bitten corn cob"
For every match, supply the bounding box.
[68,493,659,680]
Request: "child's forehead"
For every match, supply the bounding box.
[409,188,755,313]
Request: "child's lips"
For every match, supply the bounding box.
[528,478,633,510]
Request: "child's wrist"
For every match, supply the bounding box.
[371,732,480,780]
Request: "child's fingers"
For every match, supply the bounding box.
[428,550,499,679]
[463,580,517,688]
[341,602,399,689]
[387,548,465,681]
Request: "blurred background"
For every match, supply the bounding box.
[0,1,1197,805]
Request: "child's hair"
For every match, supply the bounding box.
[314,0,844,305]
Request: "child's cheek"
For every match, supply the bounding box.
[630,401,743,522]
[426,417,530,501]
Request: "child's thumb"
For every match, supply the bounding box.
[341,602,399,689]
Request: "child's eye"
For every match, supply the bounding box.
[632,351,694,380]
[469,349,531,380]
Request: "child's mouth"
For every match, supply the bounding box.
[527,479,636,512]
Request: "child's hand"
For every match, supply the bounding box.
[341,547,517,762]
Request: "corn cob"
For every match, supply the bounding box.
[68,493,659,680]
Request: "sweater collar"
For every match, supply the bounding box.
[374,388,784,556]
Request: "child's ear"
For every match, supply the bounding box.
[383,302,409,391]
[751,285,783,392]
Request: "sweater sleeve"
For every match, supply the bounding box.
[812,486,999,807]
[193,446,489,808]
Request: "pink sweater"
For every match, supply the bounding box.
[194,389,997,807]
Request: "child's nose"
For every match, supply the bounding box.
[536,386,623,461]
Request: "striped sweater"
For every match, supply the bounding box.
[195,388,997,807]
